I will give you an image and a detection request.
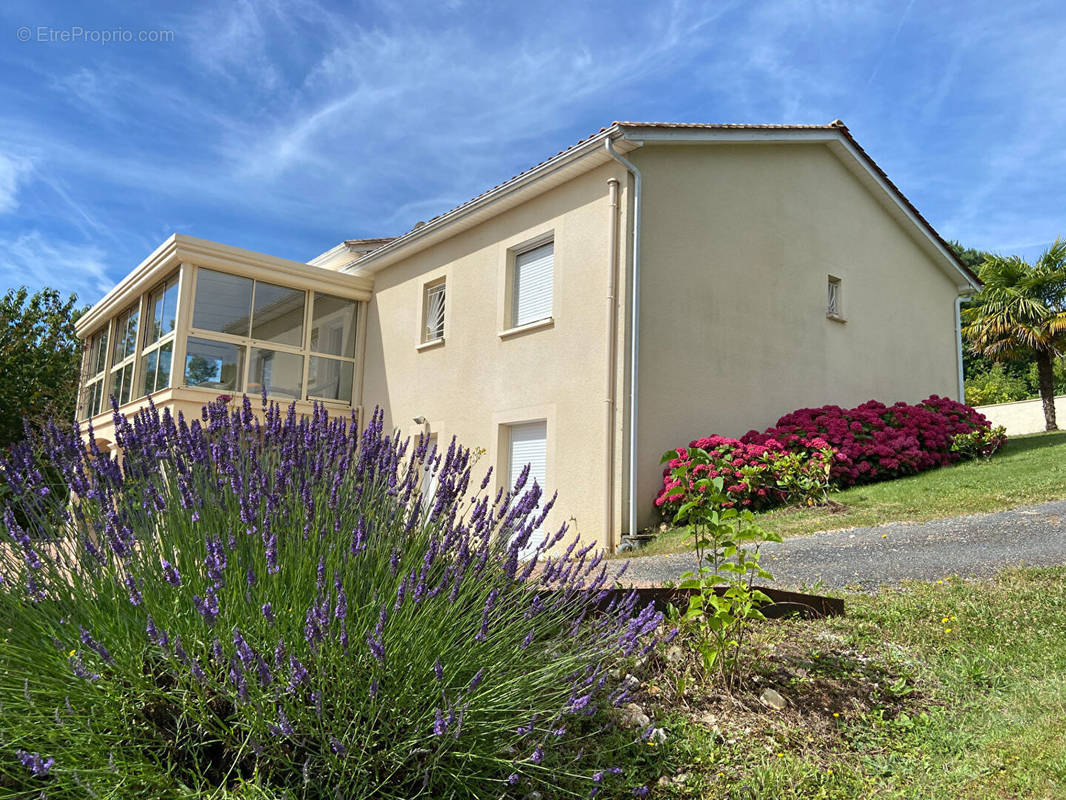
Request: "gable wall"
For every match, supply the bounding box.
[631,142,962,528]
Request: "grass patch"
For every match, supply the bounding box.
[639,430,1066,557]
[633,567,1066,799]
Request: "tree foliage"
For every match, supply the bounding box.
[962,239,1066,430]
[0,287,85,448]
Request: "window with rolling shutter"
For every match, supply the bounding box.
[512,242,553,327]
[508,420,548,556]
[423,280,446,343]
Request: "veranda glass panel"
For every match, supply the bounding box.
[252,283,305,347]
[156,340,173,391]
[160,280,178,337]
[184,337,245,391]
[307,356,353,402]
[92,330,109,374]
[192,269,253,336]
[147,287,165,345]
[141,350,158,396]
[310,293,357,358]
[249,348,304,399]
[112,308,139,362]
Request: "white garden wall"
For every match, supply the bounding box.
[976,394,1066,436]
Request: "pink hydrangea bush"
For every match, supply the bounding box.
[657,396,1003,519]
[740,395,998,487]
[656,435,835,516]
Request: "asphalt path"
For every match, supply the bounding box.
[618,499,1066,590]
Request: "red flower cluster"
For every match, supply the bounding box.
[655,434,834,514]
[740,395,994,486]
[656,396,999,519]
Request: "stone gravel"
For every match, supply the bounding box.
[618,499,1066,591]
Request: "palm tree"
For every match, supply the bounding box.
[962,238,1066,431]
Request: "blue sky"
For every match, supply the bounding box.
[2,0,1064,305]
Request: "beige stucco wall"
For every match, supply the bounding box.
[631,142,964,529]
[360,162,630,550]
[976,395,1066,436]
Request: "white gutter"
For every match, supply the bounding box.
[604,138,642,542]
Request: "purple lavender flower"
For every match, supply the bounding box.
[269,708,295,738]
[432,707,448,735]
[529,746,543,765]
[507,773,520,785]
[205,535,227,585]
[194,585,220,626]
[329,736,346,755]
[365,605,387,665]
[68,653,99,681]
[233,628,255,669]
[16,750,54,777]
[467,669,484,692]
[287,655,309,692]
[633,786,649,797]
[79,627,114,665]
[262,602,276,624]
[266,534,279,574]
[124,575,142,606]
[569,692,593,713]
[334,576,347,621]
[161,559,182,587]
[432,659,443,682]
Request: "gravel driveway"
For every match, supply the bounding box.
[617,499,1066,591]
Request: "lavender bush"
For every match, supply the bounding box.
[0,397,667,798]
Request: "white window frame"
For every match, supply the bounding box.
[421,277,446,345]
[107,303,141,409]
[505,419,549,558]
[140,272,181,398]
[511,240,554,328]
[498,232,555,338]
[827,275,844,321]
[79,326,111,420]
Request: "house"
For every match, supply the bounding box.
[74,120,981,552]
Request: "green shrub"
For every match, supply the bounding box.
[0,398,666,798]
[951,426,1008,460]
[965,363,1032,406]
[661,447,781,690]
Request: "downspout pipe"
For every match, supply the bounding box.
[603,178,620,550]
[604,137,642,543]
[955,291,975,404]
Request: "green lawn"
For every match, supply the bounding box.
[639,567,1066,799]
[637,430,1066,558]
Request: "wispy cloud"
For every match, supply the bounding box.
[0,231,113,303]
[0,0,1062,303]
[0,153,32,214]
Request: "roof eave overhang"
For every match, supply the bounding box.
[616,125,981,294]
[342,126,637,276]
[75,234,375,339]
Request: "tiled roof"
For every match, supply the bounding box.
[352,120,977,286]
[615,120,845,130]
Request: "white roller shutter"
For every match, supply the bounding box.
[513,242,553,326]
[508,421,548,555]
